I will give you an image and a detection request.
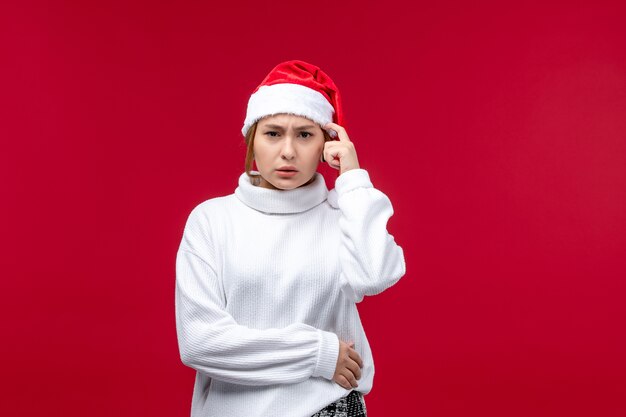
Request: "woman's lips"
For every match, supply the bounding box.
[276,169,298,177]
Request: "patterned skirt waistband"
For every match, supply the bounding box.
[311,390,367,417]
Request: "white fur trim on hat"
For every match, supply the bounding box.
[241,83,335,137]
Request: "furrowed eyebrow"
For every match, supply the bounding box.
[262,124,285,131]
[262,124,316,131]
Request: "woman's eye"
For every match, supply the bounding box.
[299,132,312,138]
[265,131,279,137]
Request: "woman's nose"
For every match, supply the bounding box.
[280,137,295,159]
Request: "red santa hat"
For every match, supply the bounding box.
[241,60,344,138]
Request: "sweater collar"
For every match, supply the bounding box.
[234,171,329,214]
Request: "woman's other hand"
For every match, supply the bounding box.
[322,122,360,175]
[333,340,363,389]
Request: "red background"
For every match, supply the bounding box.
[2,1,625,416]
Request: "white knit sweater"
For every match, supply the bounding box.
[175,168,406,417]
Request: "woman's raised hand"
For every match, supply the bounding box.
[333,340,363,389]
[322,122,360,175]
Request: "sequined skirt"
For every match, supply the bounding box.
[311,391,367,417]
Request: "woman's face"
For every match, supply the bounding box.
[253,113,326,190]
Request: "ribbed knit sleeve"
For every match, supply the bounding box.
[335,169,407,303]
[175,208,340,386]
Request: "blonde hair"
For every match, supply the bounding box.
[243,120,333,185]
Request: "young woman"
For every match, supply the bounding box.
[175,60,407,417]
